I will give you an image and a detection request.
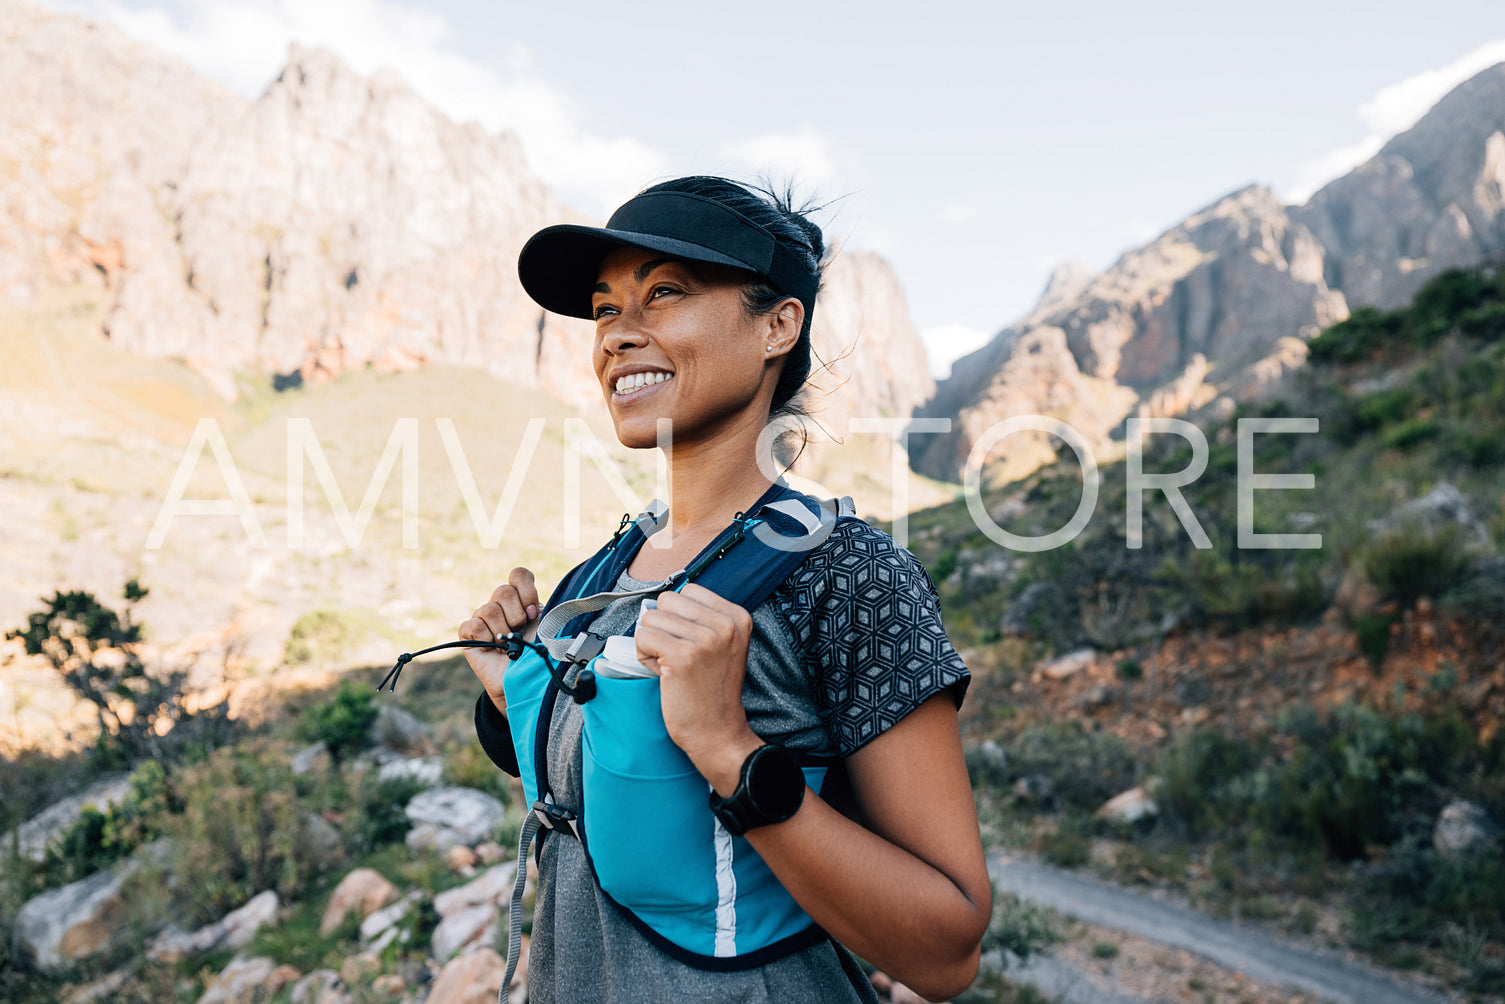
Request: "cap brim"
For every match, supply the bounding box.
[517,225,760,320]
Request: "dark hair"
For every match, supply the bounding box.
[636,176,826,418]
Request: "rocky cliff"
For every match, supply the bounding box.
[0,0,932,429]
[914,62,1505,482]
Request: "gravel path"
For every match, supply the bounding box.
[990,853,1459,1004]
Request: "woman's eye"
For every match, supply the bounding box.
[592,303,618,320]
[649,285,680,300]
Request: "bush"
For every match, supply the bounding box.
[1354,614,1394,671]
[301,681,378,764]
[1377,417,1439,450]
[1156,730,1262,837]
[40,759,175,886]
[4,581,208,762]
[347,773,427,854]
[137,744,333,926]
[1362,527,1473,607]
[1308,306,1402,363]
[999,723,1139,814]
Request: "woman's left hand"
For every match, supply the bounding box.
[634,583,763,791]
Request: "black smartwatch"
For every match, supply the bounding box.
[708,745,806,837]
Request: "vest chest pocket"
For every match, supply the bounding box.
[579,672,722,942]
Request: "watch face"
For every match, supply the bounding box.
[748,746,805,820]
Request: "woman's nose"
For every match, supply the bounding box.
[600,317,650,355]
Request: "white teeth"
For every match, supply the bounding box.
[615,371,672,394]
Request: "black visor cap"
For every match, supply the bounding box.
[517,191,818,322]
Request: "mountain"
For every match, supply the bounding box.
[0,0,933,430]
[913,63,1505,482]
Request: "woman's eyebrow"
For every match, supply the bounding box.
[593,257,680,295]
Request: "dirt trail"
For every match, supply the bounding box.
[991,853,1461,1004]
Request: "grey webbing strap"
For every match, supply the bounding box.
[500,809,538,1003]
[502,799,583,1001]
[534,580,674,661]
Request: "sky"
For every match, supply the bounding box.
[42,0,1505,376]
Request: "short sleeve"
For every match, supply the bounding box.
[773,521,970,756]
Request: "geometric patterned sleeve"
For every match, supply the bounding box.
[772,520,971,757]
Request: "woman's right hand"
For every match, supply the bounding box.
[459,567,541,716]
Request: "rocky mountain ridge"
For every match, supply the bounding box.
[914,62,1505,481]
[0,0,934,428]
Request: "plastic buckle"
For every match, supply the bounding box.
[532,798,579,838]
[564,631,605,664]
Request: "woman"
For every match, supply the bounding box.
[461,176,990,1002]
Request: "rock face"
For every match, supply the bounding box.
[0,1,933,439]
[916,62,1505,482]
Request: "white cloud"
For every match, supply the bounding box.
[921,324,993,380]
[1284,38,1505,203]
[54,0,666,216]
[718,127,841,189]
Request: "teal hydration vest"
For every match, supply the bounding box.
[499,483,860,984]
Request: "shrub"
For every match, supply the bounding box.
[301,681,378,764]
[1001,723,1139,814]
[1362,527,1473,607]
[4,581,206,762]
[1308,306,1401,363]
[347,773,427,854]
[1377,417,1439,450]
[1354,614,1394,671]
[1408,268,1494,345]
[285,608,379,666]
[138,744,333,926]
[1155,730,1262,837]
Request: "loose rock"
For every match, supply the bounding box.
[321,867,399,936]
[1434,799,1502,857]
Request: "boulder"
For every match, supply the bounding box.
[474,842,507,865]
[360,891,418,952]
[320,867,399,936]
[148,889,279,962]
[404,787,506,851]
[427,946,517,1004]
[377,755,444,788]
[1434,800,1502,857]
[290,742,329,776]
[434,862,517,918]
[338,951,381,987]
[431,902,499,961]
[445,843,479,873]
[8,774,131,864]
[1367,482,1490,547]
[1040,648,1096,680]
[197,955,284,1004]
[289,969,351,1004]
[373,704,434,754]
[1095,786,1158,825]
[14,861,136,972]
[60,968,130,1004]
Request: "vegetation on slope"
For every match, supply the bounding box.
[901,266,1505,996]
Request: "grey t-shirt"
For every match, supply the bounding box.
[525,520,970,1003]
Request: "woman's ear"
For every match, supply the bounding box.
[764,298,805,357]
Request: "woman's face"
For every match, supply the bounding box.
[591,246,774,450]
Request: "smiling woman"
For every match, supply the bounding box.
[458,177,990,1003]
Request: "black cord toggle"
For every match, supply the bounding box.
[379,633,597,704]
